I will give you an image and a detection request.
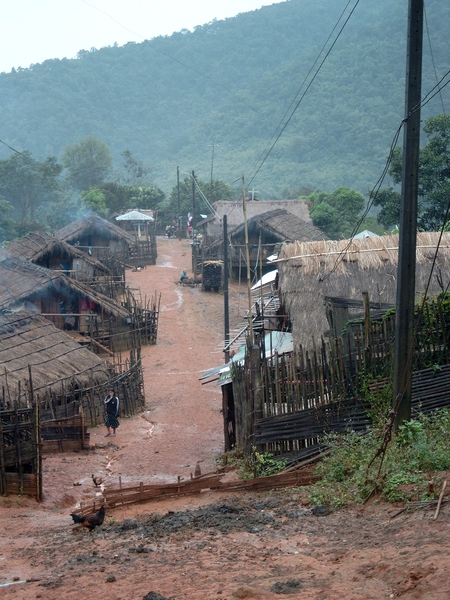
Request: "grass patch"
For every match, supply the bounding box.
[225,447,288,479]
[308,408,450,508]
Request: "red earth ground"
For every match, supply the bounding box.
[0,236,449,599]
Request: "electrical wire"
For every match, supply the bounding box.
[424,3,447,115]
[246,0,361,189]
[322,68,450,280]
[0,138,27,156]
[251,0,356,176]
[81,0,261,115]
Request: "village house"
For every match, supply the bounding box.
[55,214,157,267]
[55,214,134,259]
[276,232,450,349]
[0,256,135,353]
[0,310,113,407]
[200,208,328,279]
[0,230,122,297]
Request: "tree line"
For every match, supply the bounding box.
[0,0,448,197]
[0,114,448,244]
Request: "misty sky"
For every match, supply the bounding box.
[0,0,275,74]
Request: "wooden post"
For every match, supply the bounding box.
[0,405,6,495]
[242,176,254,345]
[14,404,24,494]
[362,291,371,371]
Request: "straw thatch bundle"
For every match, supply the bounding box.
[0,311,112,394]
[277,232,450,349]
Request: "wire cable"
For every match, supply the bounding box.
[247,0,361,189]
[424,3,447,115]
[0,138,27,156]
[251,0,356,175]
[81,0,261,115]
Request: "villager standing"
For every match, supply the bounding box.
[104,389,120,437]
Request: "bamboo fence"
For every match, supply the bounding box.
[232,294,450,457]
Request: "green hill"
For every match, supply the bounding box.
[0,0,448,197]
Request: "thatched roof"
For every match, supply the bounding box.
[55,215,135,245]
[277,232,450,349]
[211,199,312,227]
[0,311,112,393]
[0,258,129,318]
[230,209,328,243]
[0,231,109,272]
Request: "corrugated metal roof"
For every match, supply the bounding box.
[201,331,293,385]
[251,269,278,290]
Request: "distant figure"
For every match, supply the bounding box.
[180,269,188,283]
[187,212,193,238]
[104,389,120,437]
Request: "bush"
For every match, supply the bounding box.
[225,446,288,479]
[308,409,450,507]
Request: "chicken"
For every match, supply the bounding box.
[91,474,103,487]
[70,504,106,532]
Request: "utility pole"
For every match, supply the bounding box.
[392,0,423,428]
[192,170,197,276]
[223,215,230,363]
[177,166,181,240]
[191,170,196,233]
[242,175,254,345]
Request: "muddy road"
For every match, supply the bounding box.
[0,237,449,599]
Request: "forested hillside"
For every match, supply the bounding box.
[0,0,448,197]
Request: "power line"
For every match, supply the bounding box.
[424,3,447,115]
[247,0,361,189]
[251,0,356,175]
[81,0,261,115]
[323,71,450,280]
[0,138,27,156]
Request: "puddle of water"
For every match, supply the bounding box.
[160,288,183,312]
[157,261,176,268]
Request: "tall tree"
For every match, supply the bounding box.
[310,187,365,239]
[0,151,62,224]
[62,135,112,191]
[168,176,236,222]
[0,197,17,243]
[375,115,450,231]
[120,150,153,185]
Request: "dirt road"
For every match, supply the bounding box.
[0,237,449,599]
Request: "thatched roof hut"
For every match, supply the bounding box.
[0,231,109,279]
[0,311,112,394]
[0,257,129,321]
[229,209,328,245]
[55,215,134,258]
[277,232,450,349]
[202,209,327,277]
[211,199,312,227]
